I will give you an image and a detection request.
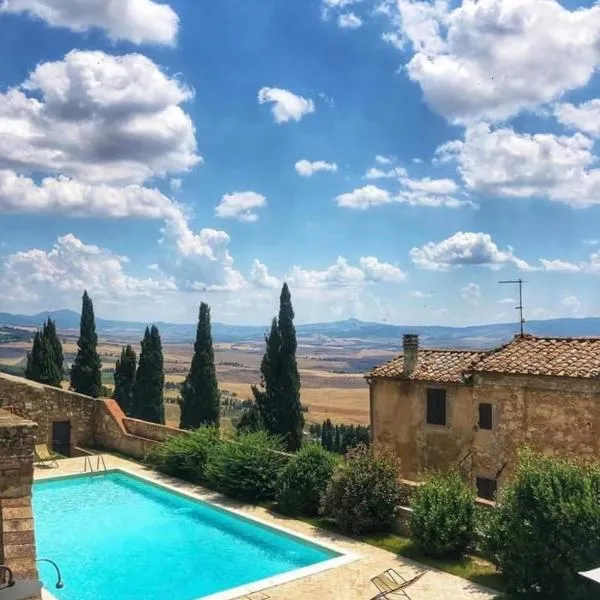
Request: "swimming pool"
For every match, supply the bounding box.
[32,470,343,600]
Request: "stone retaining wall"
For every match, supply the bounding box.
[0,408,40,598]
[93,399,190,460]
[0,374,95,455]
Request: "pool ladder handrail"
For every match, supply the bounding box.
[83,453,107,474]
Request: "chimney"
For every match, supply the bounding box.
[403,334,419,376]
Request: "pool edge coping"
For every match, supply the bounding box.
[34,465,362,600]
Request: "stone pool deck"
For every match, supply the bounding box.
[34,455,500,600]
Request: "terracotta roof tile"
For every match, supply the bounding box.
[368,349,486,383]
[470,335,600,378]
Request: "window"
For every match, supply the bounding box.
[478,403,493,430]
[476,477,497,501]
[426,388,446,426]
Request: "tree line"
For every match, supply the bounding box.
[23,283,306,453]
[308,419,370,454]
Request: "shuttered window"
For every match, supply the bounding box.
[426,388,446,426]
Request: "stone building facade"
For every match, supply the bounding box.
[368,334,600,499]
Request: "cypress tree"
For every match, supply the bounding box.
[179,303,220,429]
[25,321,63,388]
[132,325,165,424]
[113,345,136,415]
[251,283,303,451]
[252,318,281,433]
[277,283,303,451]
[25,332,43,382]
[333,425,341,453]
[70,290,102,397]
[42,318,63,386]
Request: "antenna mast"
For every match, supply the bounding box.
[499,278,525,336]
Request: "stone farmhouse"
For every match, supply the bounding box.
[367,333,600,500]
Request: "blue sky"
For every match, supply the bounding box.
[1,0,600,326]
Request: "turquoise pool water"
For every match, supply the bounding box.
[32,471,337,600]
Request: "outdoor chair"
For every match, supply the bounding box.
[370,568,428,599]
[34,444,59,468]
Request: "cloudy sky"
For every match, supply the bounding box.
[0,0,599,326]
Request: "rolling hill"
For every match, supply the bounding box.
[2,309,600,349]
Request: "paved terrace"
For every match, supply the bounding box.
[34,455,499,600]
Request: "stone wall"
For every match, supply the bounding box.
[371,371,600,491]
[471,372,600,484]
[371,378,475,480]
[0,373,189,462]
[94,399,189,460]
[0,373,96,455]
[0,409,39,596]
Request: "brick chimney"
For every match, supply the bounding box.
[403,334,419,376]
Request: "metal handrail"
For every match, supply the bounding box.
[83,455,93,473]
[96,454,107,471]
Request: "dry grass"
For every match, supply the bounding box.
[221,382,369,425]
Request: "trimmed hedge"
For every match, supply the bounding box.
[487,450,600,600]
[276,443,338,516]
[410,469,476,558]
[146,426,220,480]
[322,444,401,535]
[205,430,287,502]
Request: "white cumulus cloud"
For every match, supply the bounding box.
[0,170,179,219]
[359,256,406,282]
[386,0,600,123]
[436,123,600,208]
[335,185,392,210]
[0,233,177,312]
[0,50,199,186]
[250,259,280,289]
[257,87,315,123]
[410,231,531,271]
[0,0,179,45]
[287,255,405,288]
[295,159,338,177]
[215,191,267,222]
[554,99,600,138]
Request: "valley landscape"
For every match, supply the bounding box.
[3,309,600,428]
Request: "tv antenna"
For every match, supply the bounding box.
[499,279,525,336]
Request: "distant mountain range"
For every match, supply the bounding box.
[2,309,600,349]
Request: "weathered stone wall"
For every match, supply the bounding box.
[0,373,95,454]
[372,371,600,490]
[0,409,39,595]
[123,418,189,444]
[371,378,474,480]
[94,399,189,460]
[471,372,600,484]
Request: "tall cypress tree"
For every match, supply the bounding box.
[252,317,281,434]
[70,290,102,397]
[113,345,136,415]
[132,325,165,424]
[25,320,63,387]
[179,302,220,429]
[252,283,303,451]
[25,331,43,383]
[42,318,63,386]
[277,283,303,450]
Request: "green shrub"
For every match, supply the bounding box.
[276,444,338,516]
[410,469,475,558]
[146,426,219,480]
[322,444,401,535]
[205,430,287,502]
[487,450,600,600]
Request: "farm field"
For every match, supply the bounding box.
[0,334,386,427]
